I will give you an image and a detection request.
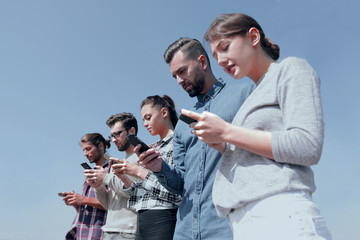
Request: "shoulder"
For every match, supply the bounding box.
[126,152,138,164]
[222,79,256,99]
[278,57,315,74]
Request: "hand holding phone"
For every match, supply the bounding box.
[58,192,67,197]
[126,134,150,153]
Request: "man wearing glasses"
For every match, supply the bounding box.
[85,112,138,240]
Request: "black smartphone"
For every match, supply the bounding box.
[81,162,92,169]
[179,114,197,125]
[58,192,67,197]
[126,134,150,153]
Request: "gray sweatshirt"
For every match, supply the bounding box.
[95,153,138,234]
[212,57,324,218]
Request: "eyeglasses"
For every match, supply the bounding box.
[110,129,126,139]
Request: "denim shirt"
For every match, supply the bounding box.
[155,78,255,239]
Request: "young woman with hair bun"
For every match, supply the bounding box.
[181,13,332,240]
[112,95,181,240]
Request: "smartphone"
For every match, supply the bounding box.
[104,152,117,165]
[58,192,67,197]
[104,152,112,162]
[126,134,150,153]
[81,162,92,169]
[179,114,197,125]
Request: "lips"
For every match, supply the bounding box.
[226,64,235,75]
[182,82,191,91]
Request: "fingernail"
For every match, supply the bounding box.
[180,109,182,113]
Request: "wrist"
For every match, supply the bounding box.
[221,121,233,143]
[137,168,149,180]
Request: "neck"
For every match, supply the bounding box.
[125,145,135,156]
[159,127,174,140]
[248,50,275,83]
[202,72,217,95]
[95,156,106,166]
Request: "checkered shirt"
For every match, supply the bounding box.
[126,133,182,211]
[65,163,109,240]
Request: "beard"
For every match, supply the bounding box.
[117,141,131,152]
[89,148,102,163]
[187,69,206,98]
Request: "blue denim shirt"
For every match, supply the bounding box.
[155,79,255,239]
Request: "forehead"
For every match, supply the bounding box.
[110,121,124,133]
[169,51,192,72]
[81,141,95,149]
[209,38,225,59]
[141,103,158,117]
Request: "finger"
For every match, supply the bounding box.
[140,151,158,164]
[110,158,123,164]
[134,144,142,156]
[180,109,201,121]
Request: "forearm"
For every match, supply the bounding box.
[154,161,184,195]
[104,173,131,198]
[94,185,109,209]
[222,123,274,159]
[81,196,105,210]
[143,173,182,204]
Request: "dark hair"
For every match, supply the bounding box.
[106,112,138,135]
[164,37,212,69]
[204,13,279,60]
[141,95,178,128]
[80,133,111,152]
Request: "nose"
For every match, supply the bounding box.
[217,54,227,67]
[176,76,184,85]
[143,121,148,128]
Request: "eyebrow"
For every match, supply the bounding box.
[212,39,227,60]
[172,66,185,79]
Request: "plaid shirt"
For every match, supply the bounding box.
[65,163,109,240]
[126,133,182,211]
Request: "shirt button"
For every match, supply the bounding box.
[194,213,198,219]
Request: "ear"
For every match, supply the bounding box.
[197,55,208,70]
[128,127,136,135]
[248,27,261,47]
[161,107,168,118]
[98,142,104,152]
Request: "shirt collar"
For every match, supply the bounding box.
[153,132,173,148]
[196,78,226,103]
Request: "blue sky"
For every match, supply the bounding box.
[0,0,359,239]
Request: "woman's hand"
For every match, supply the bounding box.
[134,145,163,173]
[181,109,229,145]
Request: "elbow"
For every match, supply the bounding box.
[273,130,323,166]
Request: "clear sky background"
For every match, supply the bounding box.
[0,0,359,239]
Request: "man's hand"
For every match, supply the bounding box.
[84,167,107,188]
[63,191,84,207]
[111,157,149,180]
